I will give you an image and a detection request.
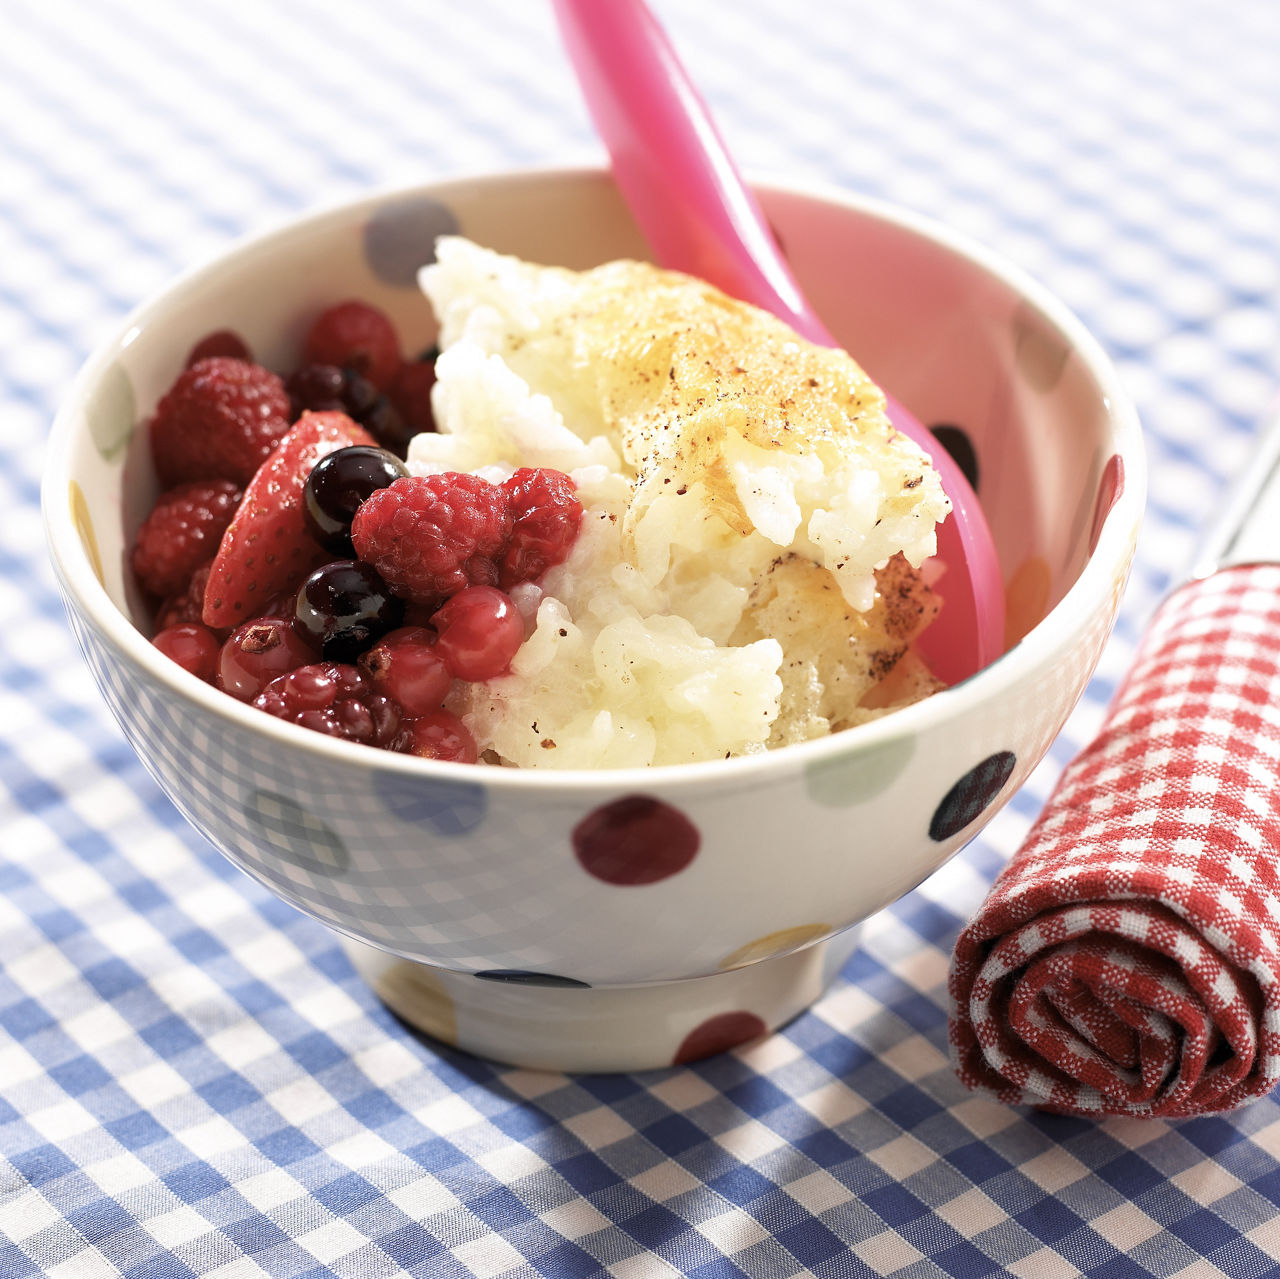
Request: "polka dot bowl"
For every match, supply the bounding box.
[43,168,1144,1072]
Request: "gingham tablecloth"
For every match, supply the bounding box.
[4,1,1280,1275]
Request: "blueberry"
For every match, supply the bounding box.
[293,559,405,661]
[303,445,409,554]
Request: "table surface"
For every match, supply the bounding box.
[4,1,1280,1276]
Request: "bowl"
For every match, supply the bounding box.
[43,167,1144,1072]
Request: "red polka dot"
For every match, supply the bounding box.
[1089,454,1125,554]
[572,795,700,885]
[674,1012,769,1065]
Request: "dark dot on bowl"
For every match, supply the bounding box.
[674,1011,768,1065]
[929,424,980,492]
[245,790,350,875]
[572,794,700,885]
[363,195,461,287]
[1089,454,1125,554]
[929,751,1017,843]
[373,770,487,836]
[473,970,591,988]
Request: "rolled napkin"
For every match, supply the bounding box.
[950,561,1280,1118]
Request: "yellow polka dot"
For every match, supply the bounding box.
[371,961,458,1046]
[1004,556,1051,649]
[719,923,831,971]
[69,481,104,587]
[1107,522,1140,616]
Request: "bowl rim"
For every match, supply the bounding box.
[43,163,1146,795]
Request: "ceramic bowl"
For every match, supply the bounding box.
[43,168,1143,1072]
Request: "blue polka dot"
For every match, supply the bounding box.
[473,971,591,988]
[374,771,487,836]
[929,752,1016,842]
[363,196,460,287]
[244,791,350,874]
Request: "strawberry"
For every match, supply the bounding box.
[202,411,376,629]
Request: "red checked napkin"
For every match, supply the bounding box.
[950,563,1280,1118]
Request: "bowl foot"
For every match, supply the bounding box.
[341,928,862,1073]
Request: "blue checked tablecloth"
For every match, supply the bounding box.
[4,0,1280,1275]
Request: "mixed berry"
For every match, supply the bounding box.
[135,300,583,763]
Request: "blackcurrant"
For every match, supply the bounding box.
[303,445,409,553]
[293,559,405,661]
[286,362,346,418]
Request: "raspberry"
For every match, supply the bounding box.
[253,662,403,747]
[151,357,292,486]
[185,329,251,366]
[351,473,512,604]
[302,301,401,390]
[499,467,583,589]
[131,479,242,598]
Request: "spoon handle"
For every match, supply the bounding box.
[551,0,825,342]
[553,0,1006,681]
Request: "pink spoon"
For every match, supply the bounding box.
[552,0,1004,684]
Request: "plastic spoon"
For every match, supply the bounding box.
[552,0,1004,684]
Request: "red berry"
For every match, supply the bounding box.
[387,357,438,435]
[218,618,317,701]
[302,301,401,390]
[185,330,251,366]
[432,585,524,681]
[499,468,583,590]
[257,590,301,620]
[151,357,292,487]
[351,473,512,603]
[253,662,402,748]
[396,710,478,763]
[131,479,242,598]
[358,626,452,715]
[156,560,216,632]
[203,411,377,629]
[152,622,221,683]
